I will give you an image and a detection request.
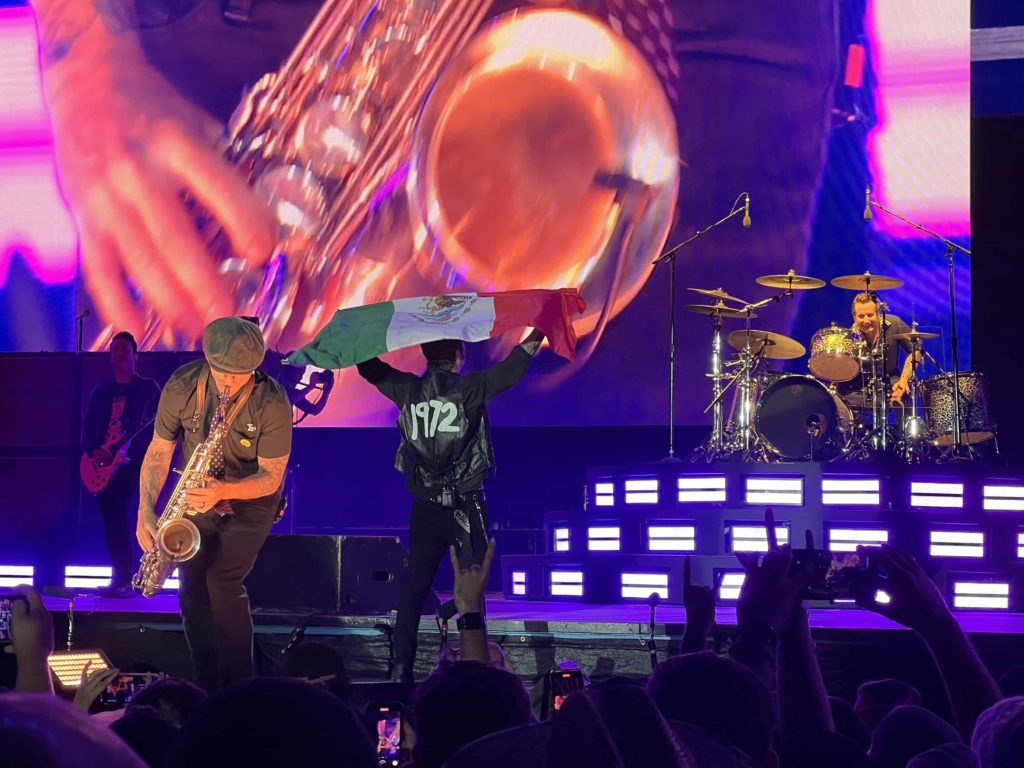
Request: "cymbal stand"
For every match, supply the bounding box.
[899,327,928,463]
[866,193,971,458]
[654,193,750,462]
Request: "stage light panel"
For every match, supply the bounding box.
[677,475,726,503]
[729,524,790,553]
[163,569,180,591]
[553,527,570,553]
[47,650,111,689]
[512,571,527,596]
[624,478,658,505]
[550,570,584,597]
[64,565,112,589]
[1018,531,1024,560]
[0,565,34,587]
[952,580,1010,610]
[587,526,621,552]
[910,481,964,508]
[822,477,881,506]
[744,476,803,505]
[646,524,696,552]
[717,571,746,601]
[826,527,889,552]
[620,572,669,600]
[594,481,615,507]
[983,484,1024,511]
[929,530,984,558]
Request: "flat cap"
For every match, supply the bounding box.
[202,317,266,374]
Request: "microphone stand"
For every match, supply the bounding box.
[867,196,971,457]
[653,194,750,462]
[646,593,661,671]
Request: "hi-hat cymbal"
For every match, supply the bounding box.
[727,329,806,360]
[688,287,748,304]
[891,330,940,341]
[684,303,756,319]
[755,271,826,290]
[830,272,904,291]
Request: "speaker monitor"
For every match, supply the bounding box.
[247,535,407,614]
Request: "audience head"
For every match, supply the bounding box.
[869,705,961,768]
[855,678,922,733]
[646,651,776,766]
[0,693,147,768]
[127,676,207,727]
[280,640,352,702]
[971,696,1024,768]
[829,696,870,751]
[411,660,532,768]
[163,677,374,767]
[110,705,177,767]
[907,744,981,768]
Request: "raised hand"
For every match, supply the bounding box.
[73,661,122,711]
[855,544,952,635]
[449,538,496,615]
[682,555,721,651]
[735,509,816,635]
[35,10,276,341]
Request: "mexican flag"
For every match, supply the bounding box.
[286,288,587,369]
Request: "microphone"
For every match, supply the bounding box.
[863,186,873,221]
[742,193,751,228]
[76,309,91,321]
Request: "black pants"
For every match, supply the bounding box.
[177,502,276,691]
[96,463,141,588]
[393,491,488,682]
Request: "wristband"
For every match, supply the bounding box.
[456,612,485,631]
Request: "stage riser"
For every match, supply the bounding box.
[504,462,1024,610]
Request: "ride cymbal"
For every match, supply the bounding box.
[688,287,748,304]
[830,272,904,290]
[683,303,756,319]
[891,330,940,341]
[726,329,806,360]
[755,271,826,290]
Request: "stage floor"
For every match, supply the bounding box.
[41,593,1024,635]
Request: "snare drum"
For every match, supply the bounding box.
[754,375,852,460]
[809,324,861,382]
[920,370,995,445]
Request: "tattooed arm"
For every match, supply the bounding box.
[183,454,290,513]
[29,0,275,341]
[136,435,176,551]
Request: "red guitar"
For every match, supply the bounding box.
[80,418,154,493]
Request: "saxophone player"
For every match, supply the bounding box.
[136,317,292,690]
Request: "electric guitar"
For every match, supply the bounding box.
[80,417,155,493]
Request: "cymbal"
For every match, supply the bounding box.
[891,330,940,341]
[755,271,826,290]
[727,329,806,360]
[683,303,756,319]
[688,287,748,304]
[830,272,904,291]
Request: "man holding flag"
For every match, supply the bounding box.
[356,328,544,682]
[287,287,584,681]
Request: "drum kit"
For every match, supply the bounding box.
[688,270,996,464]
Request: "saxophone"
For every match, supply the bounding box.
[132,396,231,597]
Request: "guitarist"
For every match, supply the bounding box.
[82,331,160,595]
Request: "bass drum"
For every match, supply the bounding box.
[754,375,852,461]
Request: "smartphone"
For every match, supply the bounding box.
[791,549,872,601]
[98,672,152,707]
[548,668,585,713]
[371,703,403,768]
[0,594,27,644]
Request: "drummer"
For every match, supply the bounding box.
[847,291,918,406]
